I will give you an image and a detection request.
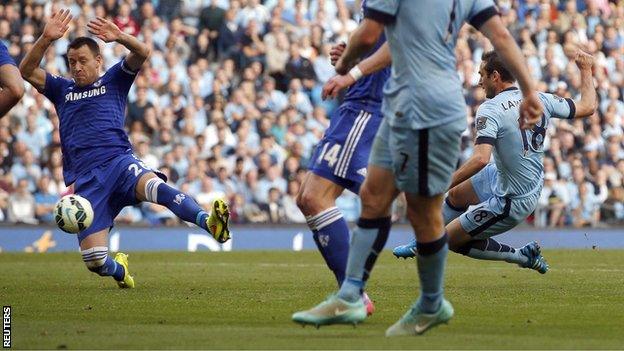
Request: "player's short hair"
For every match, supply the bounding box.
[481,51,515,83]
[67,37,100,56]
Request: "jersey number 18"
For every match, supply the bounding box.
[519,115,547,155]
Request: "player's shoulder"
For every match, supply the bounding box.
[538,91,566,105]
[476,98,501,117]
[103,59,138,81]
[46,72,74,89]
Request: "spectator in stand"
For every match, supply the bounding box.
[8,178,36,224]
[33,175,58,224]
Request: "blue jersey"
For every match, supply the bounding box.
[343,0,390,107]
[343,35,389,106]
[0,41,15,67]
[42,59,137,185]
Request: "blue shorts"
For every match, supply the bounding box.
[459,163,539,239]
[75,153,166,242]
[308,102,383,194]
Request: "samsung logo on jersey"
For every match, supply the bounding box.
[65,86,107,102]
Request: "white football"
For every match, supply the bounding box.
[54,194,94,234]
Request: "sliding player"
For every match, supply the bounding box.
[393,50,597,271]
[19,10,230,288]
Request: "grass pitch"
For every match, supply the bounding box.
[1,249,623,349]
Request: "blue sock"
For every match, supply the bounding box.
[105,256,126,281]
[307,207,350,286]
[338,217,391,302]
[145,178,209,230]
[443,197,465,225]
[416,233,449,313]
[82,247,125,281]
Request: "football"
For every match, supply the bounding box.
[54,194,94,234]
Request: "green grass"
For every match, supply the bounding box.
[1,250,623,349]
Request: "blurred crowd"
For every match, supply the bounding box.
[0,0,623,228]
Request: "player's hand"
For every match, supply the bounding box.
[87,17,122,43]
[322,74,356,100]
[519,91,543,129]
[42,9,72,41]
[330,42,346,66]
[334,56,352,75]
[574,50,594,71]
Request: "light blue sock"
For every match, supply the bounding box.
[457,238,528,265]
[416,233,449,313]
[337,217,391,302]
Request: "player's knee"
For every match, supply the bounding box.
[81,246,110,276]
[296,187,323,215]
[446,188,460,207]
[406,205,443,233]
[359,185,390,218]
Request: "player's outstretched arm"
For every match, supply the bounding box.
[572,50,597,118]
[334,18,385,75]
[478,16,542,130]
[0,63,24,118]
[87,17,150,72]
[449,143,493,189]
[19,9,72,92]
[322,42,391,100]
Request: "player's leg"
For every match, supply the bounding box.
[73,170,134,288]
[385,121,464,337]
[449,196,549,273]
[136,172,230,243]
[393,164,493,258]
[296,172,349,286]
[337,165,398,301]
[291,165,399,326]
[292,120,398,327]
[79,229,134,288]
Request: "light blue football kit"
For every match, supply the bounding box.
[366,0,498,195]
[460,87,576,237]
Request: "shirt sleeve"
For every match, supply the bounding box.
[364,0,399,24]
[467,0,499,30]
[43,73,71,105]
[474,102,500,145]
[106,59,139,94]
[0,42,16,67]
[541,93,576,119]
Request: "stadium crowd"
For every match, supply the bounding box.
[0,0,623,228]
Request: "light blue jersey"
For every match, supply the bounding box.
[364,0,498,129]
[475,87,576,197]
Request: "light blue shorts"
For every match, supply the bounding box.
[459,163,539,239]
[369,118,465,196]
